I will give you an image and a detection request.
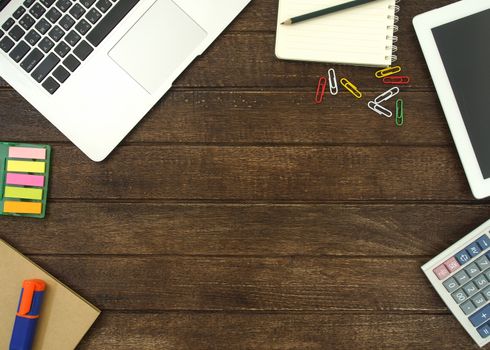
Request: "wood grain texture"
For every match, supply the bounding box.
[0,90,451,145]
[1,203,488,256]
[78,312,479,350]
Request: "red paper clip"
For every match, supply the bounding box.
[383,76,410,85]
[315,76,327,104]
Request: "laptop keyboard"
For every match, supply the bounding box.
[0,0,138,94]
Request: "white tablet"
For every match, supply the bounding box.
[413,1,490,199]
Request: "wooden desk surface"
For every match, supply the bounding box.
[1,0,485,348]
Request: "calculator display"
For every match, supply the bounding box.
[432,9,490,179]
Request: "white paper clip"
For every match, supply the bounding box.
[328,68,338,96]
[368,101,392,118]
[374,87,400,104]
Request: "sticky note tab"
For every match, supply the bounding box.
[8,147,46,160]
[7,160,45,173]
[6,173,45,187]
[4,186,43,200]
[3,201,42,214]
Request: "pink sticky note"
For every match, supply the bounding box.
[6,173,45,187]
[433,264,450,280]
[8,146,46,160]
[444,257,460,273]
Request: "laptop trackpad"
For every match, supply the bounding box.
[109,0,207,93]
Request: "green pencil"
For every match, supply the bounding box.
[281,0,377,25]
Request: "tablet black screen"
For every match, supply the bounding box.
[433,9,490,178]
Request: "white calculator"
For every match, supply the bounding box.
[422,219,490,347]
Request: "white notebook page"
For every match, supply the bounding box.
[275,0,397,67]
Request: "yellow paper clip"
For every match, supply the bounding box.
[340,78,362,99]
[368,101,392,118]
[375,66,402,79]
[395,99,404,126]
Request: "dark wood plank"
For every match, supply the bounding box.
[0,90,451,145]
[29,255,443,311]
[78,312,478,350]
[0,0,457,89]
[46,145,471,201]
[3,203,489,256]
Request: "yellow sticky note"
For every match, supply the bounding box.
[4,186,43,200]
[7,160,45,173]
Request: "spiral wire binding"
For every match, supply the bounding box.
[386,0,400,63]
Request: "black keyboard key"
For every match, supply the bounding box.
[81,0,96,9]
[40,0,55,8]
[31,52,59,82]
[20,47,44,72]
[54,41,69,57]
[48,25,64,41]
[85,8,101,24]
[9,25,25,41]
[0,29,4,39]
[87,0,138,47]
[23,0,35,8]
[2,18,15,31]
[73,40,92,60]
[52,65,69,82]
[59,14,75,30]
[25,29,41,45]
[75,19,91,35]
[35,18,52,34]
[69,3,85,19]
[9,40,30,62]
[38,36,54,52]
[63,53,79,71]
[95,0,111,13]
[65,30,80,46]
[46,7,62,23]
[55,0,72,12]
[13,6,26,19]
[42,76,60,94]
[19,13,35,30]
[0,36,15,52]
[30,3,46,19]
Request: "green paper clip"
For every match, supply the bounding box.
[395,99,404,127]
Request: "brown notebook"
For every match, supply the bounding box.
[0,239,100,349]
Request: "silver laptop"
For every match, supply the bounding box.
[0,0,250,161]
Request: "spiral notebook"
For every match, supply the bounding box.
[275,0,400,67]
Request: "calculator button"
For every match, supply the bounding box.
[443,277,459,293]
[433,264,450,280]
[476,255,490,270]
[444,257,461,273]
[467,242,482,257]
[477,323,490,338]
[452,289,468,304]
[475,274,489,289]
[465,262,481,278]
[477,235,490,250]
[472,293,487,308]
[461,300,477,315]
[469,304,490,326]
[463,282,478,296]
[456,249,472,265]
[454,270,470,285]
[483,286,490,300]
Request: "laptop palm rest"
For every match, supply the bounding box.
[109,0,207,94]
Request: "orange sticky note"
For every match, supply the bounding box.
[3,201,42,214]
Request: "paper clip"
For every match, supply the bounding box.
[375,66,402,79]
[395,99,404,126]
[374,87,400,104]
[315,76,327,104]
[340,78,362,99]
[383,76,410,85]
[368,101,392,118]
[328,68,338,96]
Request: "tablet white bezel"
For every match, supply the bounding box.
[413,0,490,199]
